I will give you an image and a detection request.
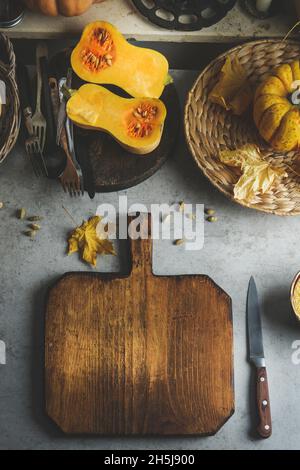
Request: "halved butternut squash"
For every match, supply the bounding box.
[66,84,167,155]
[71,21,169,98]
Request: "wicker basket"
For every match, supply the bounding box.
[0,33,20,164]
[184,39,300,216]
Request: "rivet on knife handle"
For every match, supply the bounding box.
[256,366,272,438]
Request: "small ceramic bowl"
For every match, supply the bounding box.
[290,272,300,321]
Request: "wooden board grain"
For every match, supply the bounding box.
[45,214,234,435]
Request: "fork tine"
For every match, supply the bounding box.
[70,186,76,197]
[71,183,78,197]
[60,178,67,193]
[26,143,39,176]
[39,127,44,151]
[73,181,79,196]
[64,182,71,196]
[27,152,39,177]
[80,176,85,196]
[42,126,46,152]
[74,184,80,197]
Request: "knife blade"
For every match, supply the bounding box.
[56,77,67,145]
[247,276,272,438]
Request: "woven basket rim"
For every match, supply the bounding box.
[184,39,300,216]
[0,32,20,164]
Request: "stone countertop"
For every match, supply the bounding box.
[1,70,300,450]
[0,0,295,42]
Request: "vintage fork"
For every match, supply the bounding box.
[24,120,48,177]
[58,74,84,196]
[60,128,80,196]
[17,61,47,176]
[65,117,84,196]
[32,43,47,153]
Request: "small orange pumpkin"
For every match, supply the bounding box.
[23,0,105,17]
[254,61,300,152]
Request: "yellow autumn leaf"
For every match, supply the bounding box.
[68,215,115,267]
[220,144,287,202]
[209,56,253,115]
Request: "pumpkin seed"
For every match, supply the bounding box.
[207,216,217,223]
[18,208,26,219]
[29,223,41,231]
[24,230,36,239]
[205,208,215,215]
[28,216,43,222]
[0,202,3,209]
[106,59,113,67]
[174,239,185,246]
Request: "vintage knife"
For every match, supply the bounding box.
[247,276,272,438]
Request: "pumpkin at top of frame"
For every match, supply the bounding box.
[22,0,106,17]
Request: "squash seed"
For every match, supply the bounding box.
[174,238,185,246]
[28,216,43,222]
[0,202,3,209]
[24,230,36,239]
[29,223,41,231]
[179,201,185,212]
[207,216,217,223]
[205,208,215,215]
[18,208,26,219]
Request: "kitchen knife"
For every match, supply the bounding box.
[40,55,55,152]
[56,77,67,145]
[56,67,73,145]
[247,276,272,438]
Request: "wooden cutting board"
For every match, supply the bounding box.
[45,214,234,435]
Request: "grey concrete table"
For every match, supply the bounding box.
[1,70,300,450]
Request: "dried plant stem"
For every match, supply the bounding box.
[282,20,300,42]
[62,205,78,226]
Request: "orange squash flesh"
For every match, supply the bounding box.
[71,21,169,98]
[66,84,167,155]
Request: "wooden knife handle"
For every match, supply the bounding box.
[256,367,272,438]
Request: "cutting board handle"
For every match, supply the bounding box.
[128,212,153,277]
